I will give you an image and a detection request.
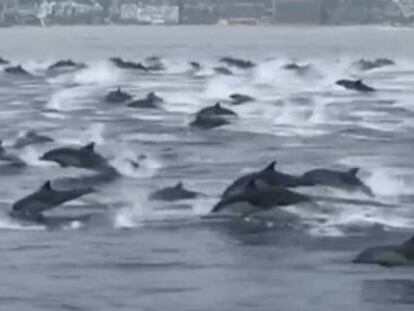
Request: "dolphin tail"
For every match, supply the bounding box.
[360,184,375,198]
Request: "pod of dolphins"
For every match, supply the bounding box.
[1,54,411,267]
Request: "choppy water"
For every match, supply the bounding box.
[1,25,414,311]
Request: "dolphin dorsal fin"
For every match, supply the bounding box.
[82,142,95,152]
[348,167,360,176]
[263,161,277,172]
[215,102,221,109]
[41,181,52,191]
[356,79,363,85]
[175,182,183,189]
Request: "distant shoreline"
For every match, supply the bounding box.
[1,23,414,29]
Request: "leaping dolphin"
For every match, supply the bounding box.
[40,142,112,172]
[222,161,311,199]
[128,92,163,109]
[219,57,255,69]
[190,103,237,130]
[105,87,133,103]
[212,179,311,216]
[4,65,31,77]
[302,167,374,197]
[10,181,94,223]
[47,59,86,71]
[229,93,255,105]
[336,79,375,92]
[13,131,54,149]
[353,235,414,267]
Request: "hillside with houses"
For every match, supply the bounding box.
[0,0,414,27]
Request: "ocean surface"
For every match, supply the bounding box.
[1,25,414,311]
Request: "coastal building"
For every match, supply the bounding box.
[0,0,411,26]
[136,4,179,24]
[178,1,219,24]
[120,2,138,21]
[219,1,270,25]
[117,1,179,24]
[396,0,414,18]
[318,0,401,24]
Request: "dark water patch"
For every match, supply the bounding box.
[151,247,182,254]
[60,304,88,311]
[7,244,53,252]
[362,279,414,305]
[98,261,210,272]
[141,286,199,295]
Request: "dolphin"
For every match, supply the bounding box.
[190,61,202,71]
[355,58,394,71]
[229,93,255,105]
[282,63,311,74]
[110,57,148,71]
[48,59,86,71]
[214,66,233,76]
[353,235,414,267]
[302,167,374,197]
[374,58,394,68]
[10,181,94,223]
[336,79,375,92]
[149,182,201,201]
[197,102,237,117]
[222,161,311,199]
[52,168,119,192]
[4,65,31,76]
[40,142,111,171]
[190,115,231,130]
[190,103,237,130]
[105,87,133,103]
[13,131,54,149]
[219,57,255,69]
[215,178,391,217]
[127,92,163,109]
[212,179,311,216]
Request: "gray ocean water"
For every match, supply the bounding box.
[1,25,414,311]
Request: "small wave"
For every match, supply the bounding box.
[18,146,55,167]
[21,59,52,74]
[109,147,162,178]
[46,86,93,111]
[48,61,121,86]
[366,169,414,198]
[0,212,45,231]
[82,123,106,145]
[75,62,121,85]
[202,75,246,100]
[162,59,193,75]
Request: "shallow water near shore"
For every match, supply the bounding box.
[1,25,414,310]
